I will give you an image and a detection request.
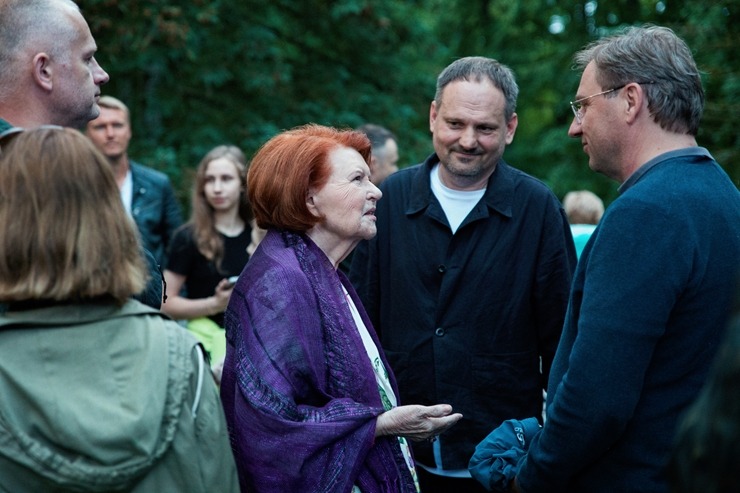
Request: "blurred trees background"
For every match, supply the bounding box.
[82,0,739,213]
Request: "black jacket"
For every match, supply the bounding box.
[350,154,576,469]
[129,161,183,267]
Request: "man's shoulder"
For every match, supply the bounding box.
[383,162,424,186]
[130,161,171,185]
[498,161,556,196]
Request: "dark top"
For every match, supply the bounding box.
[350,153,576,469]
[129,161,183,267]
[517,149,740,492]
[167,224,250,327]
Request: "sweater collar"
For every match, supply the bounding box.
[618,147,714,194]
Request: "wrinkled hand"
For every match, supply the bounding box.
[375,404,463,441]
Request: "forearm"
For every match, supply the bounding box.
[161,294,222,320]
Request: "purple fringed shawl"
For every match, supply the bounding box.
[220,230,416,493]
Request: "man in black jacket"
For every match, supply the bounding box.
[350,56,576,492]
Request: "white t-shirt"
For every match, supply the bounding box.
[344,286,420,492]
[430,164,485,234]
[119,169,133,216]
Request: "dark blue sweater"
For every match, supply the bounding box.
[517,148,740,492]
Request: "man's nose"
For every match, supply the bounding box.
[459,127,477,149]
[93,60,110,85]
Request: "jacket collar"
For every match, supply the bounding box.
[0,299,165,328]
[407,153,515,221]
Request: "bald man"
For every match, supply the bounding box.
[0,0,109,131]
[0,0,167,309]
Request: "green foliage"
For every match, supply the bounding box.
[81,0,739,215]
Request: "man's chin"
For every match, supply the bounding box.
[89,104,101,121]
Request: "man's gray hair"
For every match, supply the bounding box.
[0,0,81,95]
[573,25,704,136]
[434,56,519,122]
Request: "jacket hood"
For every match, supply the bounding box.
[0,301,192,491]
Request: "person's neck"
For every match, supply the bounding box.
[0,108,52,129]
[305,228,358,270]
[214,208,244,237]
[437,163,494,191]
[108,155,131,188]
[618,129,698,183]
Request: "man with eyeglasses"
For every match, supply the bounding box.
[0,0,164,309]
[470,25,740,493]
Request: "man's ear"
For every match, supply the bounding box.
[623,83,645,124]
[32,53,54,92]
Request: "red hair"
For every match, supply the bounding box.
[248,124,371,232]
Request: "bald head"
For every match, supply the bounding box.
[0,0,109,128]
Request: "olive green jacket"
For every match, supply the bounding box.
[0,300,239,492]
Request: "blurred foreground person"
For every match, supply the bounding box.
[0,128,238,492]
[220,124,462,492]
[669,282,740,493]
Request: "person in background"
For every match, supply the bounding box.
[163,145,252,380]
[220,124,462,493]
[0,127,238,492]
[350,56,576,492]
[86,95,183,268]
[562,189,604,258]
[0,0,162,309]
[668,280,740,493]
[339,123,400,274]
[470,25,740,493]
[357,123,400,186]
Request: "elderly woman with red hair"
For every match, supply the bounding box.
[220,124,462,492]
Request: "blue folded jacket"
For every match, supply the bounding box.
[469,417,542,492]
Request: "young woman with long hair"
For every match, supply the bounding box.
[163,145,254,379]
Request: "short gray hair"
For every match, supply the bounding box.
[434,56,519,122]
[0,0,81,97]
[573,25,704,136]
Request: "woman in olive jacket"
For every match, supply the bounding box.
[0,127,239,492]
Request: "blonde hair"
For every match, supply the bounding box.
[563,190,605,225]
[0,127,147,304]
[96,95,130,121]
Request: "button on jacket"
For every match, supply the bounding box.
[351,153,576,470]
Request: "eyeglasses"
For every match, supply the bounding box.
[0,125,65,154]
[570,82,655,124]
